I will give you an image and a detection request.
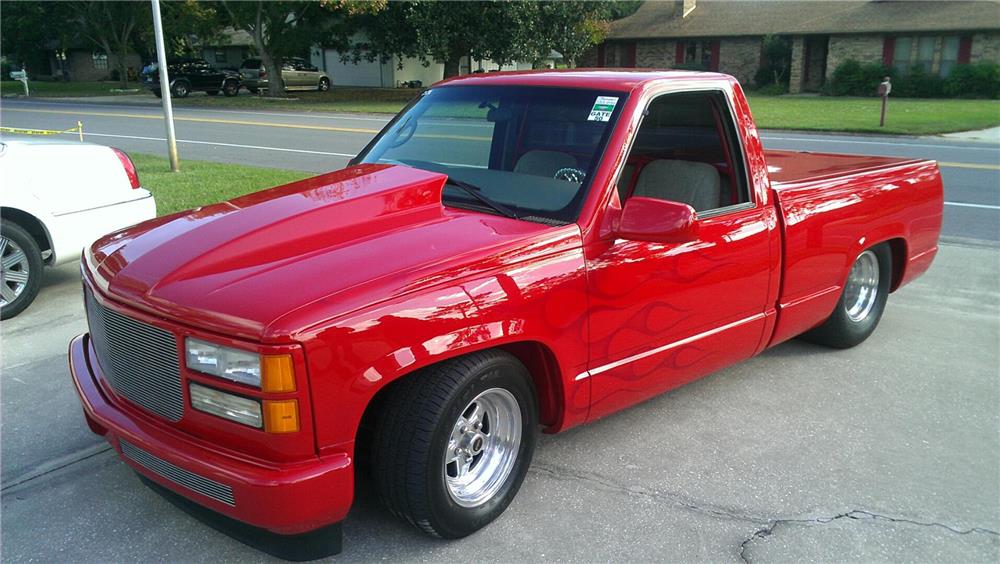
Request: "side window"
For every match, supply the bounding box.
[618,91,750,213]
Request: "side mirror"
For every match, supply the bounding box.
[616,197,699,244]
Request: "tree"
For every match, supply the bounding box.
[220,0,381,97]
[754,35,792,87]
[70,1,150,87]
[0,2,75,77]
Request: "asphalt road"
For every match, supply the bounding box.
[1,98,998,242]
[1,98,998,562]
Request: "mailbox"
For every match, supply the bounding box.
[878,77,892,97]
[9,70,27,81]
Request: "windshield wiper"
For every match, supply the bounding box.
[444,177,520,220]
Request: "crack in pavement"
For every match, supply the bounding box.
[529,462,999,563]
[738,511,1000,563]
[530,461,768,525]
[1,442,112,494]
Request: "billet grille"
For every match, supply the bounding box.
[84,287,184,422]
[120,439,236,506]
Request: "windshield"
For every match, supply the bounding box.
[357,85,628,224]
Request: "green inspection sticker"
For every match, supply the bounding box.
[588,96,619,122]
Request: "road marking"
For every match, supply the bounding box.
[76,131,355,157]
[938,161,1000,171]
[2,100,395,122]
[944,201,1000,210]
[763,135,999,151]
[3,107,381,134]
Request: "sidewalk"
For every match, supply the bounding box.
[938,126,1000,144]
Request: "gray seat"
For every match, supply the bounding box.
[514,150,577,178]
[631,159,721,211]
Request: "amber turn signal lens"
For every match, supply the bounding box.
[263,399,299,433]
[261,354,295,393]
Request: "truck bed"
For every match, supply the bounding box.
[765,149,925,189]
[763,149,943,347]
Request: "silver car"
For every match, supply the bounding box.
[240,57,331,92]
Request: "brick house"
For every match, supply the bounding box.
[585,0,1000,93]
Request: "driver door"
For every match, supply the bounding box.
[584,90,775,421]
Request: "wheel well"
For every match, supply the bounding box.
[355,342,565,459]
[1,208,52,261]
[884,238,907,292]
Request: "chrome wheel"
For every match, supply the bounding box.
[0,235,30,306]
[844,250,879,322]
[444,388,522,508]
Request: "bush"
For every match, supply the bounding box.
[893,64,944,98]
[829,59,890,96]
[752,83,788,96]
[943,62,1000,99]
[674,61,707,72]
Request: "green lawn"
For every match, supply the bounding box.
[0,80,143,97]
[131,153,310,217]
[746,95,1000,135]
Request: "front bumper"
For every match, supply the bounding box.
[67,333,354,537]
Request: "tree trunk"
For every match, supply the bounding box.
[443,54,462,79]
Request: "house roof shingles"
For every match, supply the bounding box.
[609,0,1000,40]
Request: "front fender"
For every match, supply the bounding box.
[303,248,591,453]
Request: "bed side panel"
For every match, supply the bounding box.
[768,160,942,347]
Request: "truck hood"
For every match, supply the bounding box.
[87,164,579,341]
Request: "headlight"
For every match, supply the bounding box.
[185,338,261,387]
[189,382,262,428]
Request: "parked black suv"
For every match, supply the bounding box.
[143,58,241,98]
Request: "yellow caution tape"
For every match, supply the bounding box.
[0,120,84,141]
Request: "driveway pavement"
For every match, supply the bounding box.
[1,99,998,562]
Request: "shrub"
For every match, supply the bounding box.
[894,64,944,98]
[829,59,890,96]
[755,35,792,88]
[943,62,1000,99]
[674,61,707,72]
[752,83,788,96]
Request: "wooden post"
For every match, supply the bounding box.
[878,76,891,127]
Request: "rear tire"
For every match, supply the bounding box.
[152,89,162,98]
[318,77,330,92]
[801,243,892,349]
[371,350,538,539]
[1,222,43,320]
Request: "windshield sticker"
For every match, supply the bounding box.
[588,96,619,122]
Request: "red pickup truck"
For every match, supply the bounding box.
[69,70,942,558]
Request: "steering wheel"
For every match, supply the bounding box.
[554,167,586,183]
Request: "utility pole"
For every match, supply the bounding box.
[151,0,179,171]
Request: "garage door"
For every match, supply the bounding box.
[322,49,386,87]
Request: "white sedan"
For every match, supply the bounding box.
[0,139,156,319]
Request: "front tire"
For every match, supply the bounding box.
[170,81,190,98]
[371,350,538,539]
[318,77,330,92]
[801,243,892,349]
[1,222,43,320]
[222,79,239,97]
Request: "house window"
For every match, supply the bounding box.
[940,36,960,77]
[92,52,108,70]
[889,36,963,77]
[214,49,228,64]
[603,42,635,68]
[892,37,912,74]
[676,40,719,71]
[916,37,935,73]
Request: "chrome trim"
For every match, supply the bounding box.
[85,288,184,421]
[575,313,766,381]
[120,439,236,506]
